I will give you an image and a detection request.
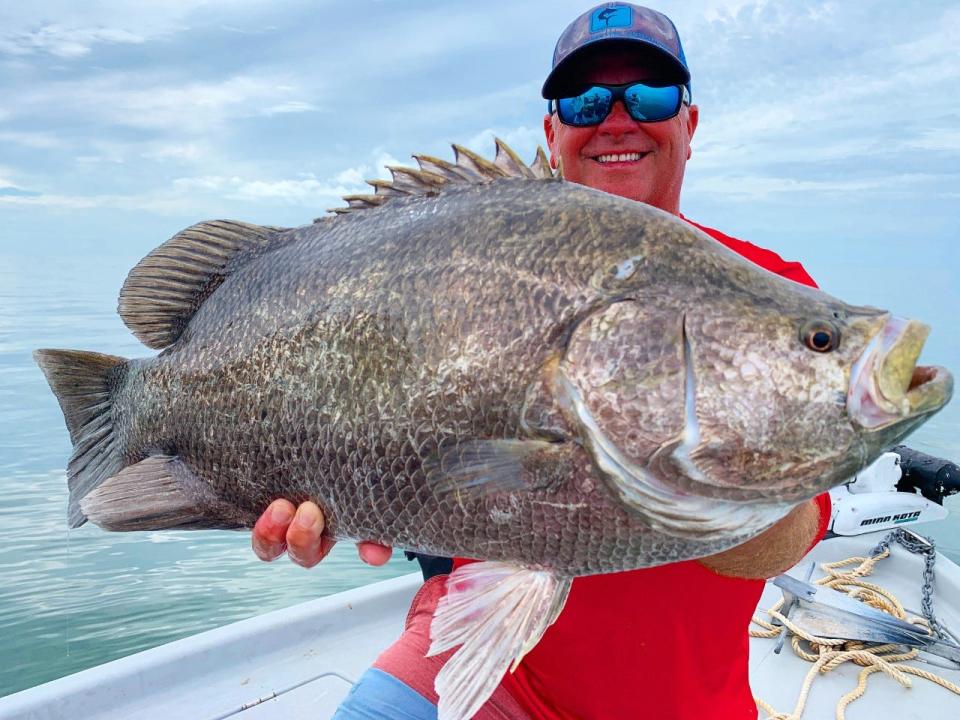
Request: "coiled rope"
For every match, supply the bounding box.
[751,548,960,720]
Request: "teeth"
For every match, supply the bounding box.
[595,152,644,163]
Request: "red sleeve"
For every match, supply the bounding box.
[810,492,833,548]
[681,216,819,289]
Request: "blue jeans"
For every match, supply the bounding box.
[332,668,437,720]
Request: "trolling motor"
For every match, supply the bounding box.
[827,447,960,537]
[892,445,960,506]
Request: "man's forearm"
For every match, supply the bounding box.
[697,498,822,579]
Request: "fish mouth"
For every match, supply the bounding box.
[847,316,953,430]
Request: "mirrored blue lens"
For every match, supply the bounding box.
[623,84,681,121]
[556,86,613,127]
[555,83,683,126]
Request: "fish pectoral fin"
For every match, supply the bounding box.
[80,455,250,531]
[119,220,287,349]
[424,439,573,499]
[428,562,571,720]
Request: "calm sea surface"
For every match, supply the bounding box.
[1,240,958,699]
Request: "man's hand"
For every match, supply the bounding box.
[252,496,820,576]
[697,498,822,579]
[251,499,393,568]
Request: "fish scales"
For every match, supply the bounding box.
[115,180,740,574]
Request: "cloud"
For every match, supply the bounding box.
[12,72,314,134]
[464,126,545,162]
[0,25,145,58]
[141,142,213,163]
[0,131,64,149]
[170,173,358,204]
[373,152,402,178]
[0,146,403,214]
[0,191,122,209]
[907,129,960,153]
[334,166,366,185]
[0,1,275,58]
[689,172,944,201]
[177,149,404,204]
[0,167,23,190]
[260,101,320,116]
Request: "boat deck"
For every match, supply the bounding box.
[2,533,958,719]
[0,573,421,719]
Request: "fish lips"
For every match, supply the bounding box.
[847,315,953,431]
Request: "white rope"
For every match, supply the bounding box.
[751,550,960,720]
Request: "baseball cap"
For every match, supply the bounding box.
[542,3,691,99]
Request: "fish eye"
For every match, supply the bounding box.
[801,320,840,353]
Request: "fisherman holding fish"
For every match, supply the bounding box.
[34,2,954,720]
[251,4,836,719]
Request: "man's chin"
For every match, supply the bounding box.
[585,171,651,203]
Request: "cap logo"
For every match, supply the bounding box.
[590,5,632,32]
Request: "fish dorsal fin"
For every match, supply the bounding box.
[328,138,559,215]
[119,220,283,349]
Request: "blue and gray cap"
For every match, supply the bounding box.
[542,3,691,99]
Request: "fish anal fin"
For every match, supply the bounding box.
[119,220,285,349]
[81,456,253,531]
[428,562,571,720]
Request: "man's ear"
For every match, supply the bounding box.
[543,113,558,168]
[685,104,699,160]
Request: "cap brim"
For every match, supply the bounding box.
[541,38,691,99]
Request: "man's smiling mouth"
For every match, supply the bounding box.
[592,152,648,163]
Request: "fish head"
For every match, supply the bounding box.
[674,289,953,503]
[559,251,952,523]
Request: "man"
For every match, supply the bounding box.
[253,4,829,718]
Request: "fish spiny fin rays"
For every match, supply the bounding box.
[81,456,251,531]
[428,562,572,720]
[329,138,559,215]
[425,439,572,499]
[530,146,554,179]
[33,349,128,528]
[118,220,284,349]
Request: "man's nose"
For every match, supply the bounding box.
[598,101,639,135]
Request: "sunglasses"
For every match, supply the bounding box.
[549,82,690,127]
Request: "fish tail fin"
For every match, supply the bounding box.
[34,349,129,528]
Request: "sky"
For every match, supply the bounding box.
[0,0,958,309]
[1,2,959,664]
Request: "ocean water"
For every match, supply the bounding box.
[0,236,958,700]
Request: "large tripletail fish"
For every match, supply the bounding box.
[36,141,952,719]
